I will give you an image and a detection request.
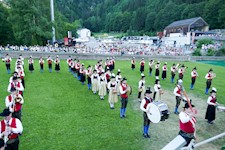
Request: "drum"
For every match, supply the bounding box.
[146,101,169,123]
[127,85,132,95]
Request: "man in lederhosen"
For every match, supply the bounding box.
[140,87,153,138]
[67,56,72,72]
[173,79,185,114]
[0,108,23,150]
[131,57,135,70]
[190,67,198,90]
[47,56,53,73]
[170,64,176,83]
[86,65,92,90]
[5,88,24,121]
[149,60,154,76]
[2,54,12,74]
[205,68,216,95]
[119,77,129,118]
[137,74,145,102]
[205,87,218,124]
[39,57,44,73]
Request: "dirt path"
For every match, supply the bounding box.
[132,89,225,150]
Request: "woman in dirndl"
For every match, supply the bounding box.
[205,87,218,124]
[107,73,118,109]
[98,71,107,100]
[54,55,60,72]
[91,70,99,94]
[155,61,160,79]
[28,56,34,73]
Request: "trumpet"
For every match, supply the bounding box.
[14,96,22,103]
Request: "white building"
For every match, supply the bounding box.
[76,28,91,42]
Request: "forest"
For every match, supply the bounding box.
[0,0,225,45]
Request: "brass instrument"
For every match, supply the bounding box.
[14,96,22,103]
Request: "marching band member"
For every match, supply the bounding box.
[86,65,92,90]
[71,59,76,78]
[54,55,60,72]
[107,74,118,109]
[111,56,115,71]
[2,54,12,74]
[205,87,218,124]
[28,55,34,73]
[5,88,24,121]
[79,64,86,85]
[9,72,18,83]
[104,58,109,71]
[0,108,23,149]
[179,101,197,146]
[91,70,99,94]
[119,77,129,118]
[15,61,24,73]
[178,64,186,80]
[140,58,145,73]
[173,79,185,114]
[105,68,111,83]
[149,60,154,76]
[116,69,122,95]
[170,64,176,83]
[98,71,107,100]
[131,57,135,70]
[190,67,198,90]
[155,61,160,79]
[161,62,167,80]
[75,60,81,79]
[205,68,216,95]
[7,77,24,96]
[17,66,25,88]
[140,87,153,138]
[153,79,162,101]
[39,57,44,73]
[47,56,53,73]
[67,56,72,72]
[137,74,145,102]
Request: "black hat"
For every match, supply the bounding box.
[209,68,213,72]
[12,76,18,81]
[181,64,185,67]
[184,101,195,109]
[87,65,91,68]
[121,77,127,82]
[145,87,152,94]
[0,108,11,117]
[141,73,145,78]
[193,67,197,70]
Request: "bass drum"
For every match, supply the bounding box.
[127,85,132,95]
[146,101,169,123]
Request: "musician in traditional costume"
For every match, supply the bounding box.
[28,56,34,73]
[179,102,197,146]
[111,56,115,71]
[178,64,186,80]
[91,70,99,94]
[140,87,153,138]
[105,69,111,83]
[149,60,154,76]
[39,57,44,73]
[140,58,145,73]
[67,56,72,72]
[161,62,167,80]
[153,79,162,101]
[116,69,122,95]
[7,77,24,96]
[131,57,135,70]
[79,64,86,85]
[173,79,185,114]
[190,67,198,90]
[86,65,92,90]
[0,108,23,150]
[9,72,18,83]
[98,71,107,100]
[5,88,24,121]
[138,74,146,102]
[17,66,25,88]
[155,61,160,79]
[107,74,118,109]
[15,61,24,73]
[205,68,215,95]
[205,87,218,124]
[70,59,76,77]
[2,54,12,74]
[119,77,129,118]
[54,55,60,72]
[47,56,53,73]
[170,64,176,83]
[75,60,81,79]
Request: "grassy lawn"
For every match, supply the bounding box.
[0,58,224,149]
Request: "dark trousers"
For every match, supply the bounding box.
[6,64,10,70]
[121,97,128,108]
[206,79,212,89]
[179,130,194,146]
[191,77,196,85]
[12,110,22,121]
[6,138,19,150]
[176,96,181,108]
[138,92,141,99]
[143,112,150,126]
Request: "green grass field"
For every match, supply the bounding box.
[0,59,225,149]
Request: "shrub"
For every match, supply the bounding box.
[192,48,202,56]
[215,48,225,56]
[196,38,214,48]
[206,49,215,56]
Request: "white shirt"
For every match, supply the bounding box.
[207,95,217,106]
[140,97,151,112]
[0,118,23,138]
[138,80,145,89]
[119,83,127,95]
[154,84,161,92]
[7,81,24,93]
